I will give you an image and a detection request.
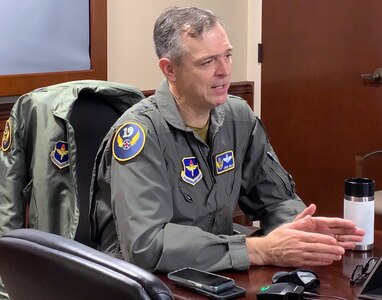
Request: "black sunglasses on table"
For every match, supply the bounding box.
[350,256,380,286]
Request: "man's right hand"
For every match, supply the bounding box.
[245,222,345,267]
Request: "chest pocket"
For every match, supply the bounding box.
[263,152,296,199]
[172,180,215,231]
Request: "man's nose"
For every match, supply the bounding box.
[215,58,231,77]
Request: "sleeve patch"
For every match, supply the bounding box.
[1,118,12,152]
[112,121,146,162]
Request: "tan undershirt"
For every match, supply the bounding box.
[188,120,209,143]
[169,86,210,142]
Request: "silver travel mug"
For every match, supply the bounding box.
[344,178,375,251]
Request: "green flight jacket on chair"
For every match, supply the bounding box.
[0,80,145,239]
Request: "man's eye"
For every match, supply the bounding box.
[201,60,212,66]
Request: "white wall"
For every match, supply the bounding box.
[108,0,262,111]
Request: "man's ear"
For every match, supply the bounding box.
[159,58,176,81]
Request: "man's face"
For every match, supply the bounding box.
[172,23,233,111]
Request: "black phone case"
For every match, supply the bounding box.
[176,283,246,300]
[167,267,235,293]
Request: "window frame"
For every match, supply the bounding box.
[0,0,107,97]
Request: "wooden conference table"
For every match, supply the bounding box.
[159,231,382,300]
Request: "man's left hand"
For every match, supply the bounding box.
[290,204,365,249]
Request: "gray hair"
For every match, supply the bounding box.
[153,7,222,64]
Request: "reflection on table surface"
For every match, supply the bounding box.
[158,231,382,300]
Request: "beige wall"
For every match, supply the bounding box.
[108,1,258,87]
[249,1,262,114]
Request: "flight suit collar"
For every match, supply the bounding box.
[155,80,188,131]
[155,79,226,136]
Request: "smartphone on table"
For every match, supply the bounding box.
[168,267,235,294]
[168,267,246,299]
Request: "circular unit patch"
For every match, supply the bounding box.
[1,118,12,152]
[112,121,146,162]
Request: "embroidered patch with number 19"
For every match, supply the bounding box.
[112,121,146,162]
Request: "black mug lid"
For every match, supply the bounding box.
[344,178,375,197]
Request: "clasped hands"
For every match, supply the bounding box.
[246,204,365,267]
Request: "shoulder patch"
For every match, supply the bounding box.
[1,118,12,152]
[51,141,69,169]
[112,121,146,162]
[215,150,235,175]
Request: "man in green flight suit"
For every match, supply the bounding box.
[90,6,364,273]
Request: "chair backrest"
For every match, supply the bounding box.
[70,89,123,247]
[0,229,174,300]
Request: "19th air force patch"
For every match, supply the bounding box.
[113,121,146,162]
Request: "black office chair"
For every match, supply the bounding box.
[0,229,174,300]
[70,88,132,247]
